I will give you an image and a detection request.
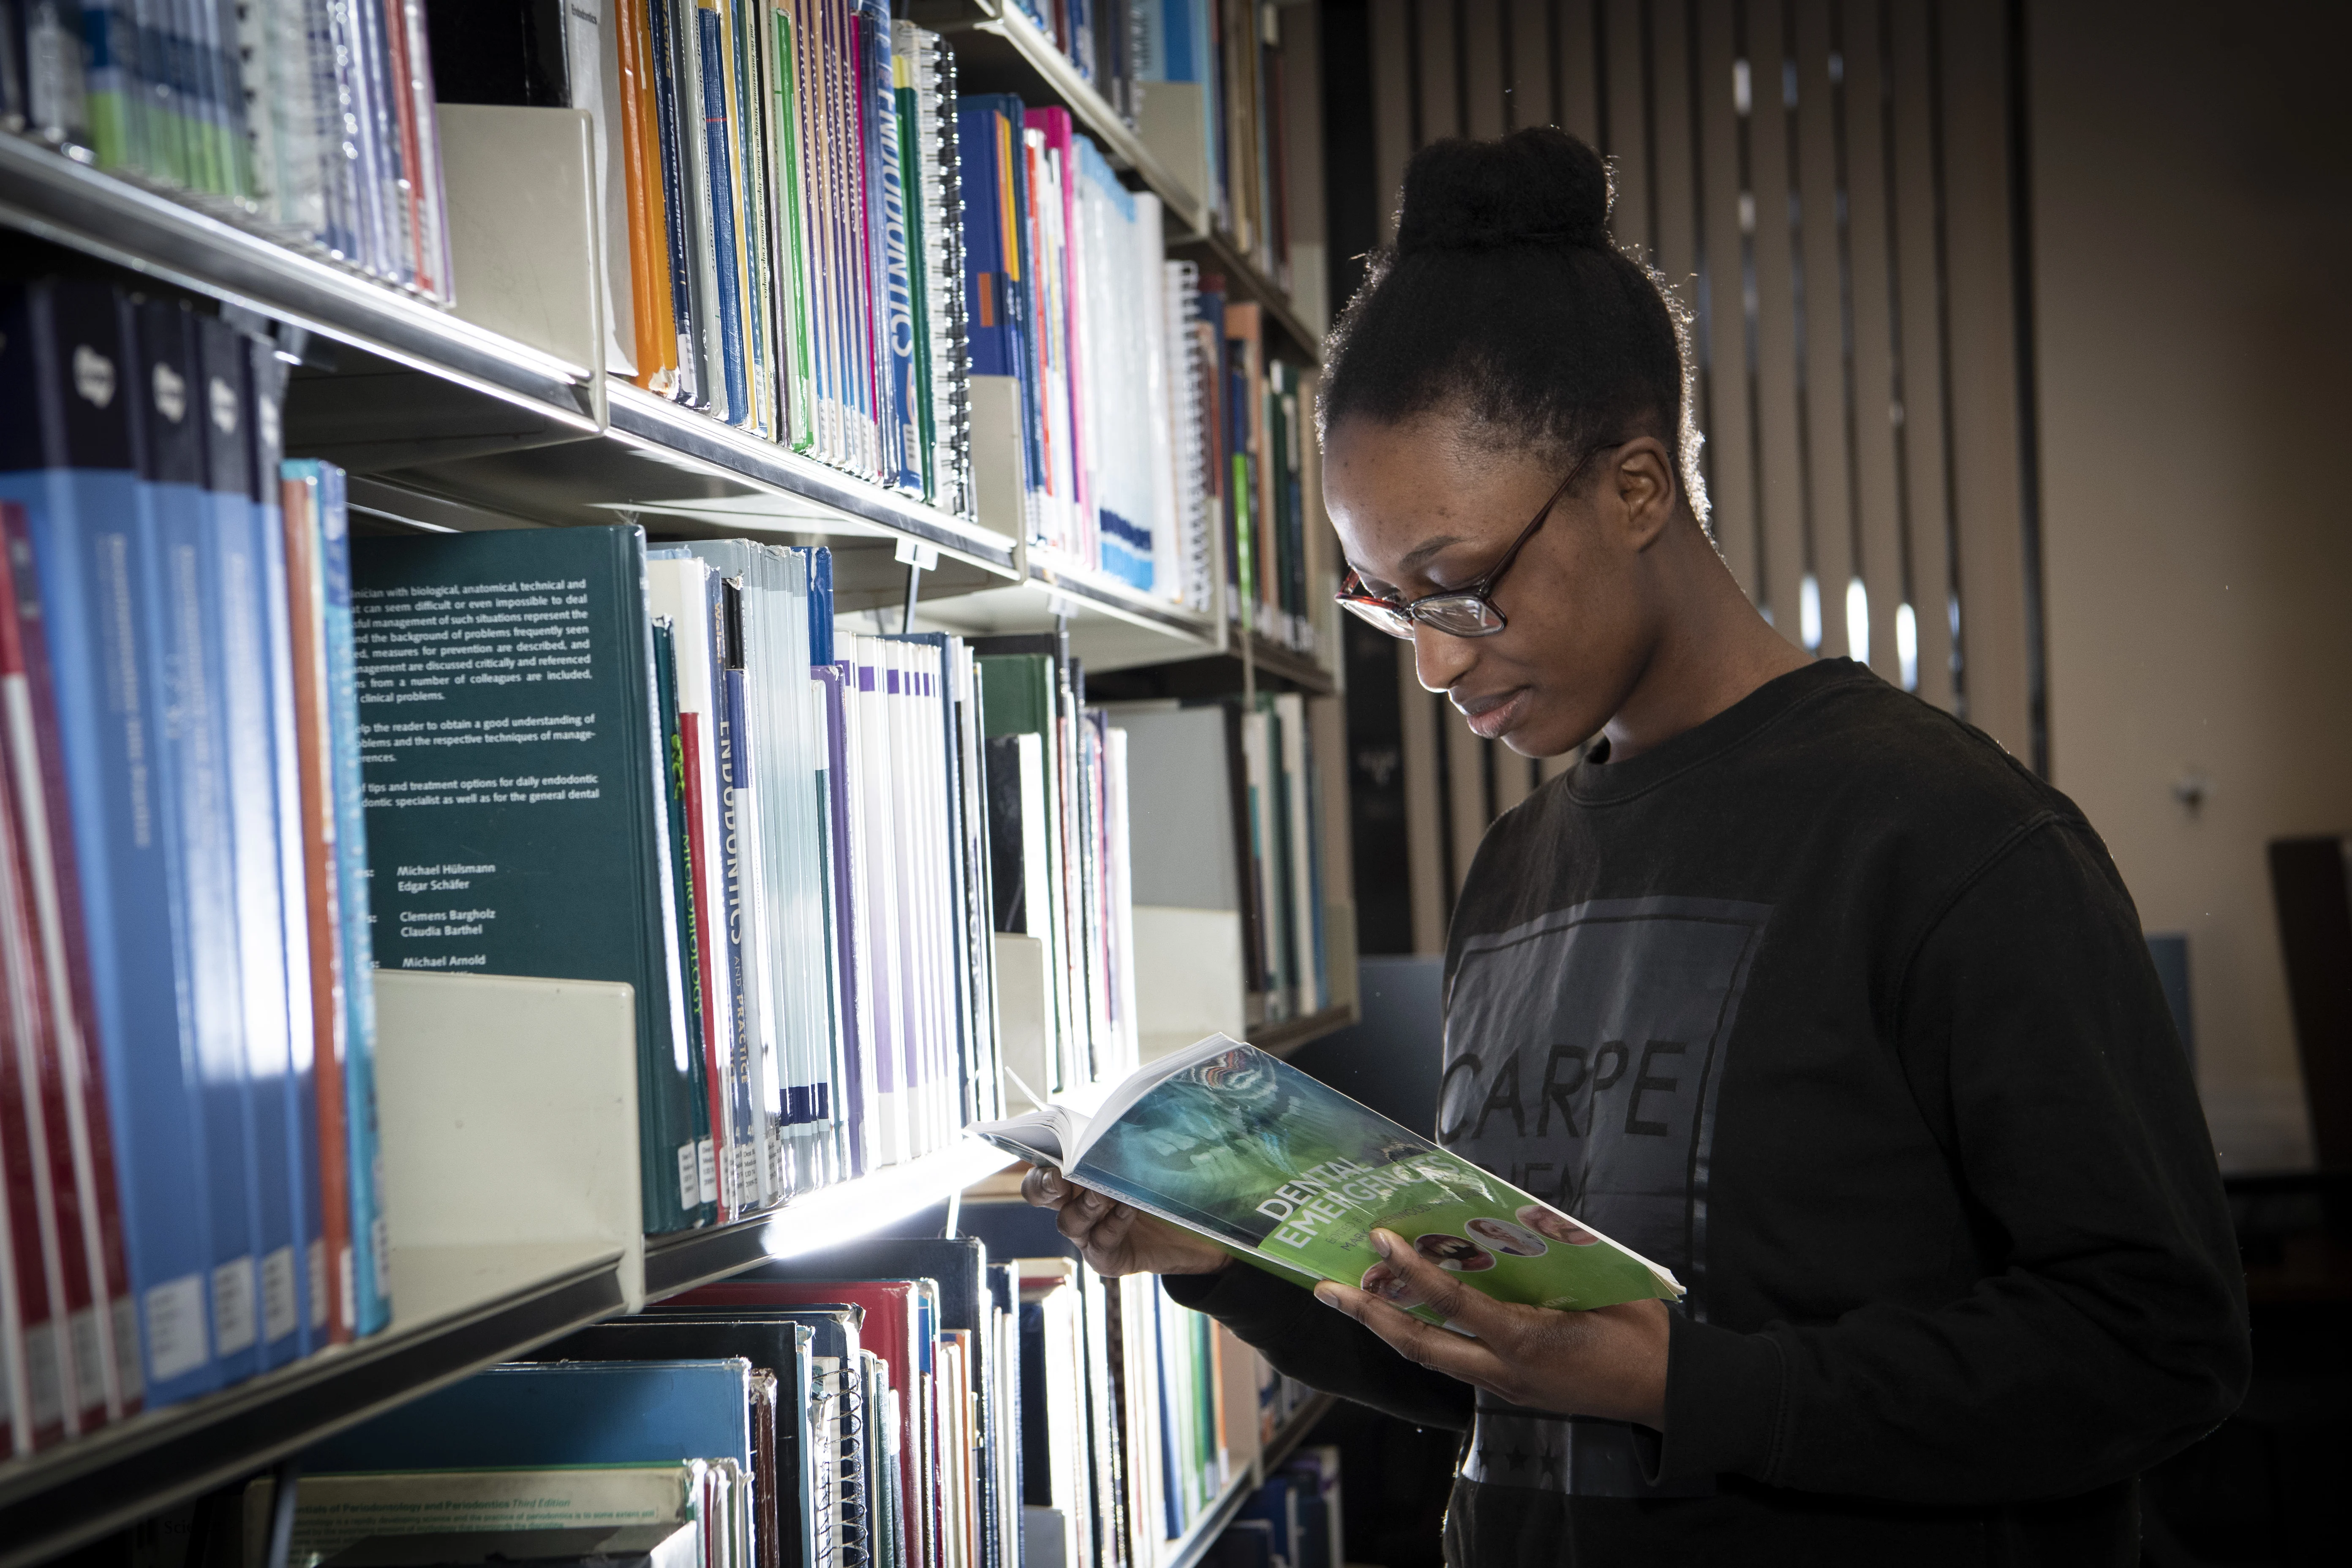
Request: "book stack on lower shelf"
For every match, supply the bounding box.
[226,1234,1332,1568]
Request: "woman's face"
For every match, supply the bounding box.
[1324,412,1676,758]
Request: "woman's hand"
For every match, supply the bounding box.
[1021,1165,1234,1279]
[1313,1227,1671,1429]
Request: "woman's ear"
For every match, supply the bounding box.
[1610,437,1679,552]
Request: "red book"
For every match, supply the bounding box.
[675,707,729,1219]
[675,1279,928,1559]
[280,476,354,1347]
[0,503,136,1432]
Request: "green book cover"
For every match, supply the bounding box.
[974,1036,1682,1319]
[352,526,708,1232]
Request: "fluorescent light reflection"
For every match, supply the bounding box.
[1845,577,1870,667]
[1799,572,1823,651]
[1896,602,1919,690]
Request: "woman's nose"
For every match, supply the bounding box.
[1412,622,1477,693]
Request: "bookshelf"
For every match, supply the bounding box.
[0,4,1356,1559]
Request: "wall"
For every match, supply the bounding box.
[2030,0,2352,1169]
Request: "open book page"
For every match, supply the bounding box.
[971,1036,1682,1318]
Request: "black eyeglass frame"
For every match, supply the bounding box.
[1334,439,1628,640]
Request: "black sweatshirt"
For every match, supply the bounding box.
[1166,659,2248,1566]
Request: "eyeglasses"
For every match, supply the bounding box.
[1334,440,1624,640]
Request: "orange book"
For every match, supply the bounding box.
[619,0,678,392]
[280,476,354,1347]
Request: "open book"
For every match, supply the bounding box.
[969,1034,1682,1321]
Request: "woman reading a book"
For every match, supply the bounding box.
[1028,126,2246,1564]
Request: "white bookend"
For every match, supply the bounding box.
[992,934,1052,1113]
[1131,907,1247,1062]
[373,970,645,1322]
[434,105,606,384]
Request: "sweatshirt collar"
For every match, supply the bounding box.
[1566,657,1874,805]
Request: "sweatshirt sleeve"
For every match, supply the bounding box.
[1655,817,2250,1503]
[1161,1263,1476,1433]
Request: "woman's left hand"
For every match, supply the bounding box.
[1312,1227,1672,1429]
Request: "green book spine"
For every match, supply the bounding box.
[653,618,717,1220]
[975,653,1052,739]
[352,525,706,1233]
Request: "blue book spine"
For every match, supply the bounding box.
[856,0,906,490]
[305,1359,754,1474]
[697,5,750,425]
[643,0,699,406]
[0,280,220,1407]
[193,316,303,1374]
[243,338,324,1358]
[804,545,834,667]
[135,300,260,1388]
[307,460,388,1337]
[956,96,1034,397]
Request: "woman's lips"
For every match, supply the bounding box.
[1454,686,1529,740]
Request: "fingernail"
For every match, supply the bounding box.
[1313,1284,1341,1308]
[1040,1171,1062,1192]
[1372,1230,1396,1259]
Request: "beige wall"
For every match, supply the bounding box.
[2031,0,2352,1169]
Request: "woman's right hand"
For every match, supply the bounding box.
[1021,1165,1233,1279]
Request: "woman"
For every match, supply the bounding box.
[1028,127,2246,1564]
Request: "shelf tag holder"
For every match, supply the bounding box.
[896,536,939,631]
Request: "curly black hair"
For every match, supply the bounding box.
[1320,126,1706,520]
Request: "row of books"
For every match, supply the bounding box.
[1179,268,1317,652]
[0,278,389,1447]
[248,1233,1317,1568]
[1133,0,1296,292]
[353,524,1144,1236]
[437,4,977,515]
[981,635,1140,1107]
[426,8,1305,620]
[1018,0,1296,295]
[0,2,455,299]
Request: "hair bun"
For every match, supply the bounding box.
[1394,127,1612,256]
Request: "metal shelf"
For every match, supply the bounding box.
[0,133,596,433]
[604,385,1021,575]
[642,1141,1018,1300]
[919,0,1322,363]
[0,1255,626,1568]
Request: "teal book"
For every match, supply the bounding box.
[350,525,707,1233]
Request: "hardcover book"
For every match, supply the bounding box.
[350,525,705,1233]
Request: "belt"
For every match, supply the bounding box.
[1459,1409,1715,1500]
